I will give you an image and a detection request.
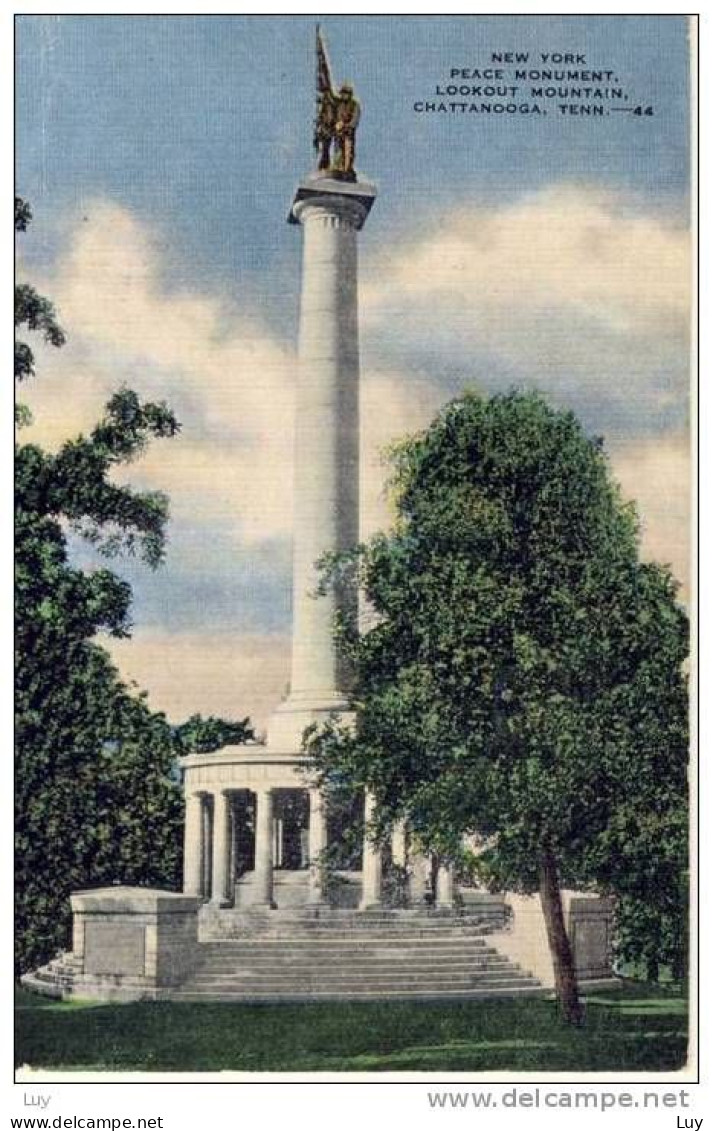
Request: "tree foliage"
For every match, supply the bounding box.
[174,714,255,754]
[16,647,185,970]
[15,198,187,972]
[307,390,688,1020]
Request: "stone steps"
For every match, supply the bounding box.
[195,951,518,969]
[209,927,500,936]
[189,971,531,989]
[22,908,541,1004]
[179,909,539,1002]
[21,971,65,999]
[198,959,516,977]
[203,937,496,948]
[199,942,497,957]
[199,910,506,940]
[201,911,497,922]
[170,985,543,1003]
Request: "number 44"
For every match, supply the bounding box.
[632,106,654,115]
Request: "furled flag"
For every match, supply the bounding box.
[316,24,334,95]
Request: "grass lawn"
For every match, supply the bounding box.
[15,981,688,1074]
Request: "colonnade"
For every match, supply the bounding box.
[183,788,455,910]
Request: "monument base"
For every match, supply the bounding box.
[266,692,355,752]
[29,887,202,1002]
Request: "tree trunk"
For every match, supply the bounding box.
[539,850,583,1025]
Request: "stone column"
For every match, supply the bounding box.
[391,820,407,868]
[253,789,275,908]
[436,863,455,910]
[360,791,383,910]
[408,853,432,906]
[183,792,204,897]
[210,790,231,906]
[268,178,377,752]
[201,795,213,899]
[308,789,328,904]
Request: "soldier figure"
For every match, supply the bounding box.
[333,83,360,179]
[314,85,336,172]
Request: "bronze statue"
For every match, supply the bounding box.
[314,27,361,180]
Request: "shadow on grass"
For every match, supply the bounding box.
[15,982,688,1074]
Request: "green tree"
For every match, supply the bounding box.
[174,714,255,754]
[307,390,688,1024]
[15,198,184,972]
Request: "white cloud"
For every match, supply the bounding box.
[361,184,691,427]
[363,184,689,335]
[360,369,442,537]
[22,201,295,543]
[107,629,291,733]
[19,193,691,722]
[610,431,691,598]
[21,202,441,547]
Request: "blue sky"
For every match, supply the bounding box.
[16,16,692,727]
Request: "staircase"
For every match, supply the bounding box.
[174,908,541,1002]
[21,952,83,999]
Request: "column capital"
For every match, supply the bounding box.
[289,176,377,230]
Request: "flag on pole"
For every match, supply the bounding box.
[316,25,333,95]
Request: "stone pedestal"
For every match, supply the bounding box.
[69,887,200,1001]
[489,892,615,988]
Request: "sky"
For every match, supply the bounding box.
[15,15,692,731]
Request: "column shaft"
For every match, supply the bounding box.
[183,792,204,896]
[308,789,328,904]
[391,820,407,868]
[211,791,231,905]
[254,789,275,908]
[360,792,383,910]
[436,863,455,910]
[291,205,361,700]
[201,797,213,898]
[409,853,432,906]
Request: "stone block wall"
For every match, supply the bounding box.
[69,887,200,1001]
[490,891,614,988]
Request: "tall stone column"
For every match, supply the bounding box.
[307,789,328,905]
[360,791,383,910]
[269,177,376,752]
[210,790,231,906]
[253,788,275,908]
[183,792,204,897]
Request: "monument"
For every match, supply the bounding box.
[179,26,382,914]
[22,29,614,1002]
